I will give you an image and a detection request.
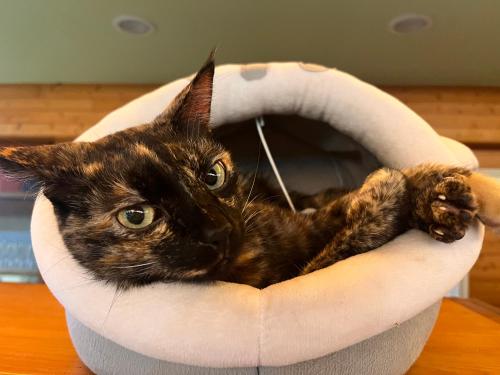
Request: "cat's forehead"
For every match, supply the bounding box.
[86,131,232,182]
[80,139,232,209]
[131,138,229,168]
[166,138,230,165]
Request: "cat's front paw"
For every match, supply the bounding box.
[422,174,478,243]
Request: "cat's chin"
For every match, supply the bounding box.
[201,250,242,282]
[206,254,232,276]
[175,252,232,282]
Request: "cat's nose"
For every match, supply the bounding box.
[200,223,232,251]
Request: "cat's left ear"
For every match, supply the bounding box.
[155,50,215,135]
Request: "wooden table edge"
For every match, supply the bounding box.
[450,297,500,323]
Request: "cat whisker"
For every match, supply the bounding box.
[51,279,99,294]
[242,190,258,214]
[243,209,265,235]
[243,193,264,211]
[112,261,157,269]
[242,145,261,214]
[244,222,259,235]
[41,254,73,274]
[122,264,156,276]
[100,286,123,332]
[244,215,259,227]
[244,214,255,224]
[244,208,264,223]
[244,214,257,226]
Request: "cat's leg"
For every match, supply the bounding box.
[301,164,479,275]
[301,168,411,274]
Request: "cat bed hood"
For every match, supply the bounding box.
[31,62,483,369]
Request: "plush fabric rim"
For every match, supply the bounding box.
[31,62,483,367]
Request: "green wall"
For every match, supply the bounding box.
[0,0,498,85]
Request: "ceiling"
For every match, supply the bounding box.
[0,0,498,86]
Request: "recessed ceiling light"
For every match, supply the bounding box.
[113,15,155,35]
[389,14,432,34]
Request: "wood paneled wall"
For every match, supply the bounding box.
[385,87,500,146]
[0,84,499,306]
[1,85,500,146]
[470,230,500,306]
[0,85,156,143]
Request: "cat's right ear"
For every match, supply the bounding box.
[0,143,87,186]
[154,50,215,136]
[0,143,95,218]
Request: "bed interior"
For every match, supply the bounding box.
[214,115,382,196]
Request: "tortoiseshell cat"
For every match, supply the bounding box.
[1,57,500,289]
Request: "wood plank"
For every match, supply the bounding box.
[0,123,90,141]
[383,86,500,145]
[385,86,500,103]
[0,84,156,143]
[405,102,500,116]
[470,229,500,307]
[0,283,91,374]
[0,283,498,374]
[473,149,500,168]
[453,298,500,323]
[408,298,500,374]
[1,85,500,144]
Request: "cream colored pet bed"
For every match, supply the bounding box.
[31,62,484,374]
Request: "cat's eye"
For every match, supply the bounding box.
[117,205,155,229]
[204,160,226,190]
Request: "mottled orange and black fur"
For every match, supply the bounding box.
[1,57,499,289]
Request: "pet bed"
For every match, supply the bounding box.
[31,62,484,374]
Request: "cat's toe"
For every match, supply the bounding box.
[429,224,467,243]
[434,175,478,212]
[426,175,478,243]
[431,200,474,228]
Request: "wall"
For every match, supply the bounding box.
[0,84,499,306]
[0,85,155,143]
[1,84,500,146]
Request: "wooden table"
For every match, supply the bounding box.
[0,284,499,375]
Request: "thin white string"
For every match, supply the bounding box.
[255,116,296,212]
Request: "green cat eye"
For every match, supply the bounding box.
[117,204,155,229]
[204,160,226,190]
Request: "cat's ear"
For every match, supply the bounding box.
[155,50,215,135]
[0,143,93,215]
[0,143,88,185]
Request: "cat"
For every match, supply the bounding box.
[1,55,500,289]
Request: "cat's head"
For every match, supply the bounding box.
[0,55,247,288]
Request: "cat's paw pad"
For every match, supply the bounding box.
[428,175,478,243]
